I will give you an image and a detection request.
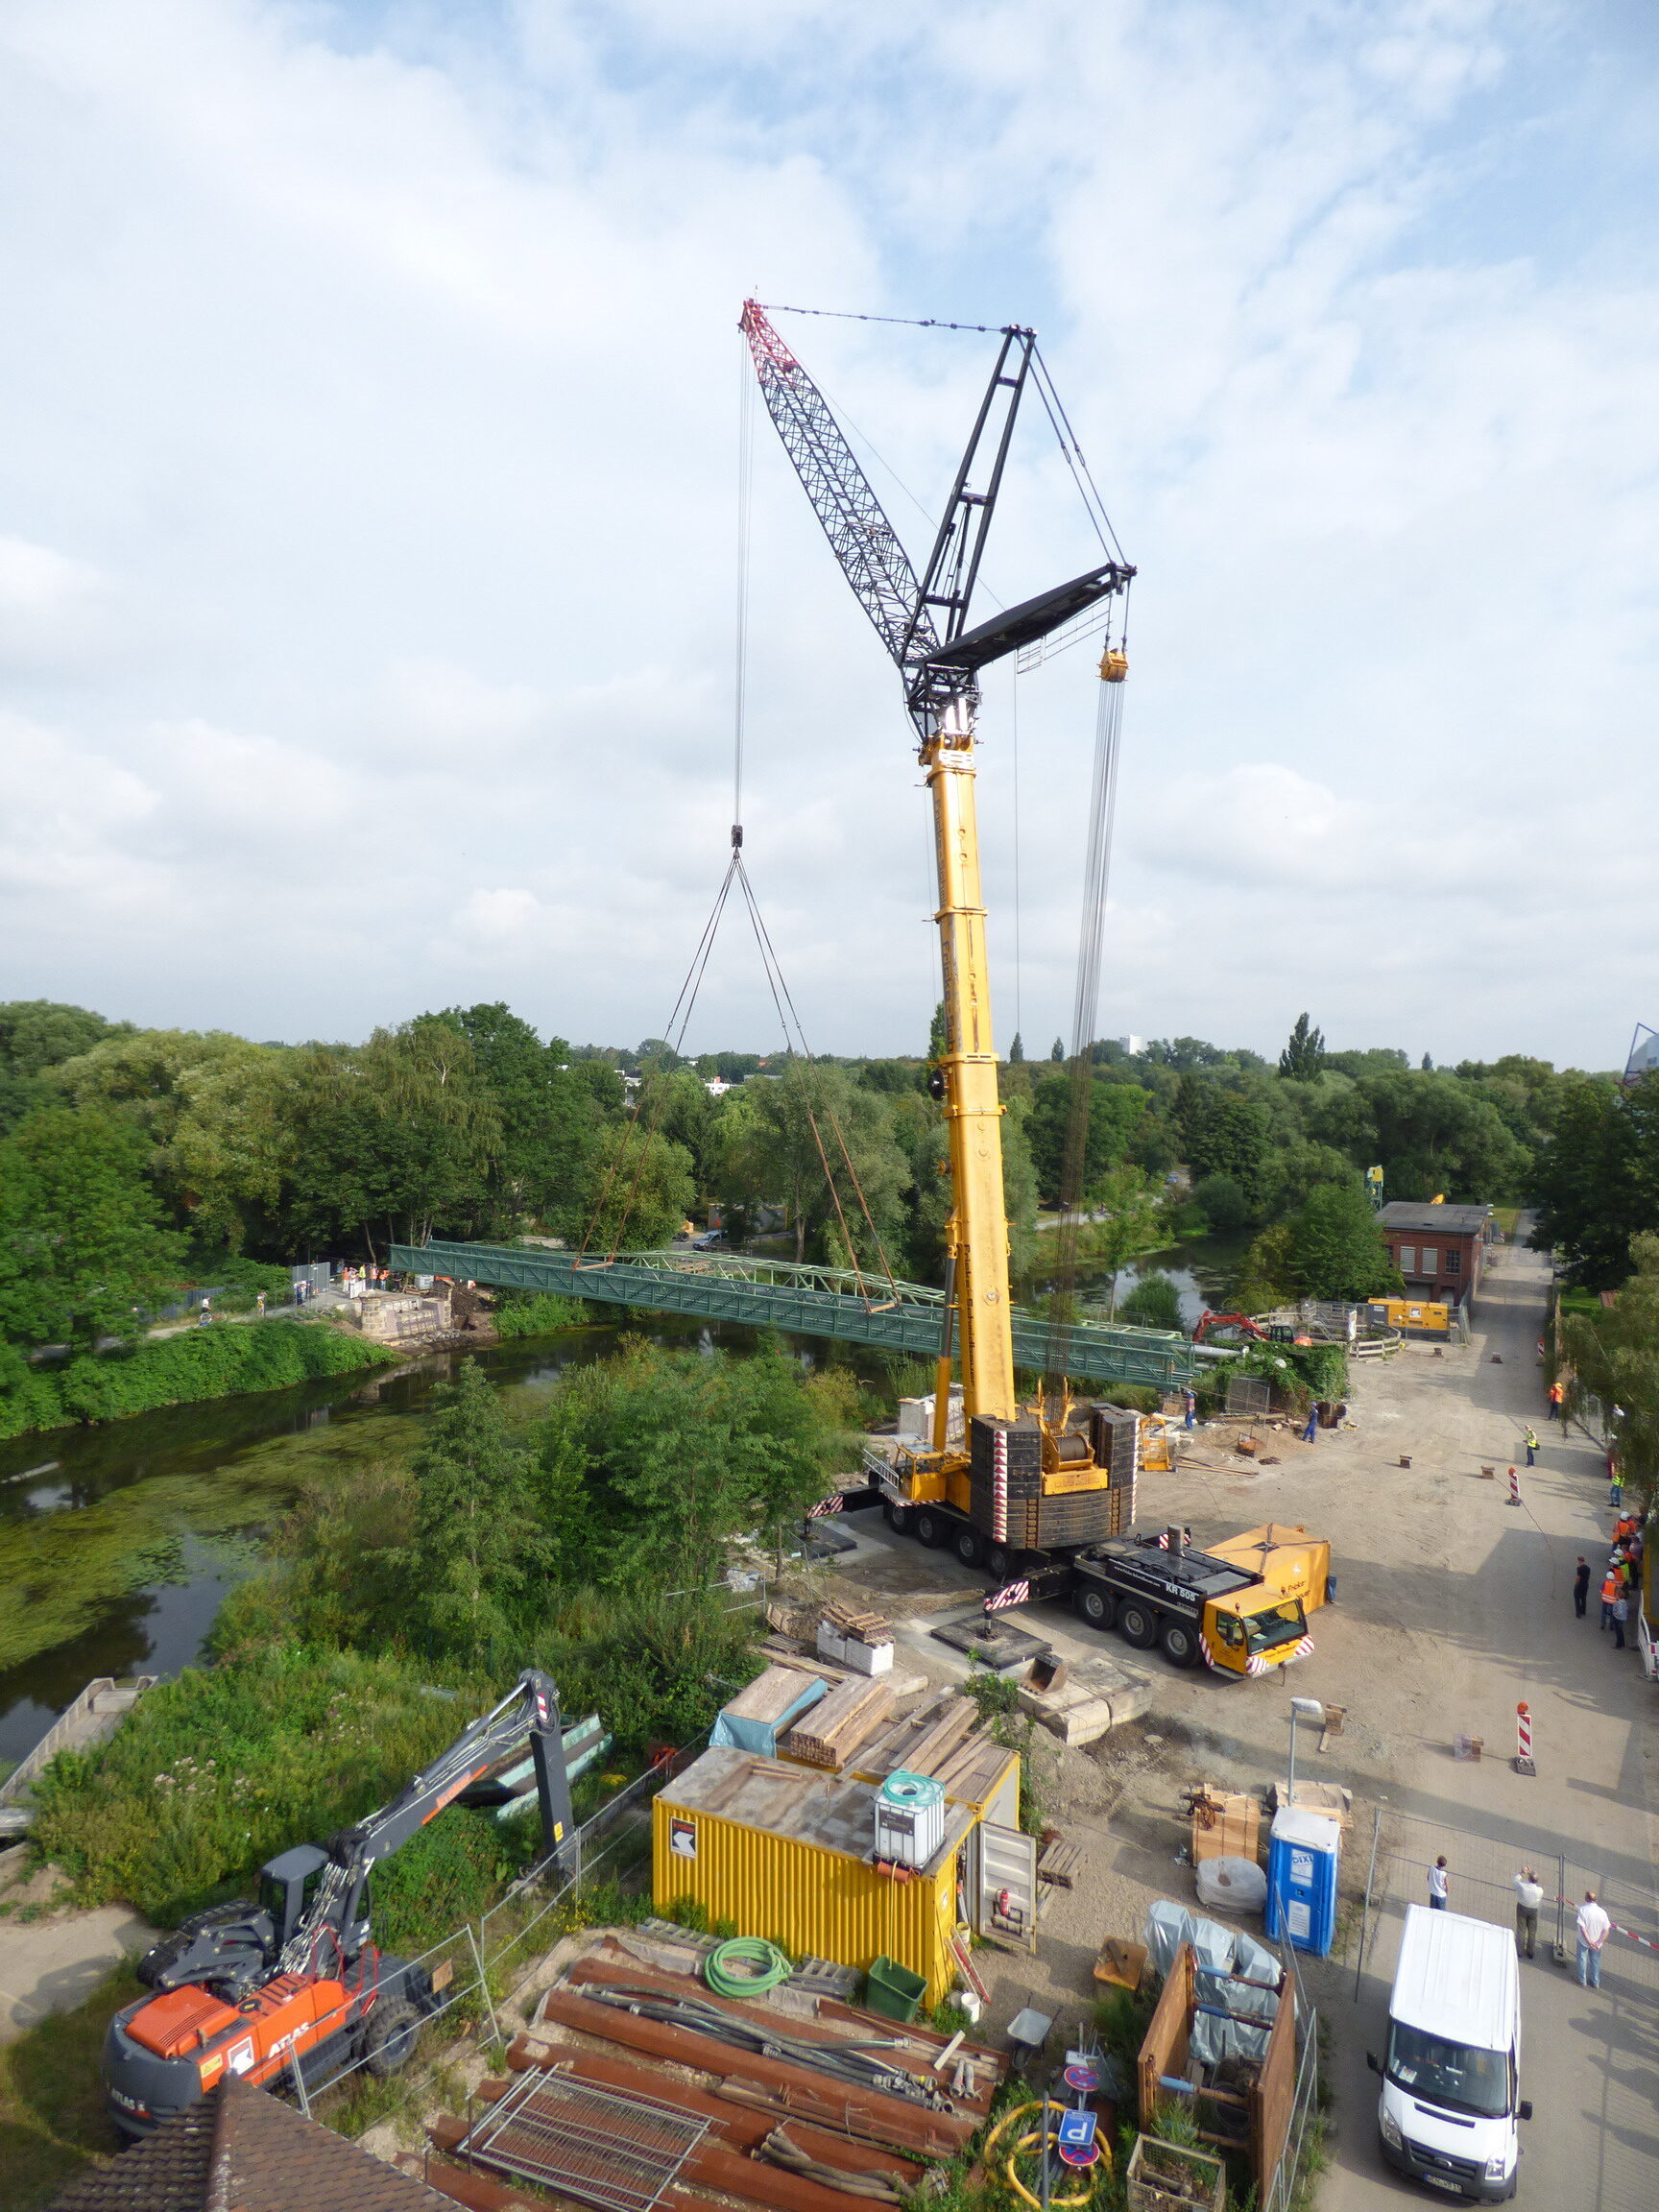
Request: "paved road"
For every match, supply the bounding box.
[0,1905,153,2043]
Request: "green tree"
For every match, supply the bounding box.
[394,1359,542,1666]
[717,1062,909,1267]
[274,1022,501,1257]
[0,1108,185,1349]
[1027,1072,1147,1208]
[1175,1077,1270,1201]
[1355,1070,1529,1203]
[50,1026,291,1249]
[1119,1270,1183,1331]
[0,999,134,1131]
[1049,1037,1065,1064]
[1279,1013,1326,1080]
[547,1338,852,1589]
[1072,1166,1168,1319]
[1527,1072,1659,1287]
[929,1002,949,1061]
[581,1122,698,1252]
[1008,1032,1025,1065]
[1563,1233,1659,1506]
[445,1002,607,1236]
[1285,1183,1402,1302]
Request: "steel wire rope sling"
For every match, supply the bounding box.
[577,337,909,1302]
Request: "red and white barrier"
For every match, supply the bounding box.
[1507,1466,1521,1507]
[1514,1701,1534,1776]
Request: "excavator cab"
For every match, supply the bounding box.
[257,1843,328,1951]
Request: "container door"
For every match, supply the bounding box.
[973,1821,1038,1952]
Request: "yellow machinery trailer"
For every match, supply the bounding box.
[653,1746,1034,2006]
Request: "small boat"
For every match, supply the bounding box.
[0,1676,157,1838]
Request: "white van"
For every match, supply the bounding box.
[1367,1906,1531,2200]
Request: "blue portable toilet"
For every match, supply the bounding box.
[1264,1806,1340,1956]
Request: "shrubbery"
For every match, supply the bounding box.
[0,1321,398,1440]
[493,1289,597,1337]
[32,1644,503,1928]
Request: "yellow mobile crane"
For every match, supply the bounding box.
[741,303,1328,1676]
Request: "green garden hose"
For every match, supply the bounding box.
[706,1936,793,1997]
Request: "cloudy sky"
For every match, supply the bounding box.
[2,0,1655,1068]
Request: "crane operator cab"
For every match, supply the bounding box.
[259,1843,330,1952]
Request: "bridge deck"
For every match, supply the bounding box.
[389,1240,1196,1390]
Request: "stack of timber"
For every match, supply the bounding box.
[780,1676,894,1770]
[850,1691,1010,1810]
[1186,1787,1261,1867]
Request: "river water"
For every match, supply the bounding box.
[0,1316,767,1764]
[0,1234,1247,1766]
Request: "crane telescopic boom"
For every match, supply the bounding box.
[738,301,1131,1433]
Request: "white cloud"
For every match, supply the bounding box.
[0,0,1652,1064]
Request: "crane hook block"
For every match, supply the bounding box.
[731,824,744,848]
[1099,649,1128,684]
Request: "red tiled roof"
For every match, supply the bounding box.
[50,2075,453,2211]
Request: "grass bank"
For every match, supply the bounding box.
[0,1319,399,1441]
[31,1643,523,1934]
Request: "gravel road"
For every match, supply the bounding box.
[816,1227,1657,2208]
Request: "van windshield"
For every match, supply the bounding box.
[1386,2023,1510,2118]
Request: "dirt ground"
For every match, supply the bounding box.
[798,1228,1659,2208]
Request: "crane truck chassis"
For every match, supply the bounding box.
[102,1670,575,2136]
[863,1428,1331,1678]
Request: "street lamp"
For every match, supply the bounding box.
[1287,1696,1326,1808]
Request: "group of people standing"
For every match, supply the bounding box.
[1574,1513,1643,1649]
[1430,1861,1612,1986]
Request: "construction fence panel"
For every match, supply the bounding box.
[1351,1806,1659,2212]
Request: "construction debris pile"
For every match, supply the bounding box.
[416,1924,1011,2212]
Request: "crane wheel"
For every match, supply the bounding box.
[1159,1620,1201,1669]
[1117,1601,1158,1649]
[882,1499,915,1536]
[1074,1584,1116,1630]
[952,1526,984,1568]
[986,1543,1015,1581]
[914,1510,946,1549]
[362,1999,422,2078]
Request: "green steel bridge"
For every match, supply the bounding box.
[389,1238,1198,1391]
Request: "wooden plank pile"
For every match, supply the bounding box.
[821,1599,892,1645]
[1185,1787,1261,1867]
[780,1676,894,1770]
[723,1665,827,1727]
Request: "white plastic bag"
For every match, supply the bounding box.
[1195,1855,1267,1913]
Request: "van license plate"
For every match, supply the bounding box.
[1420,2176,1462,2195]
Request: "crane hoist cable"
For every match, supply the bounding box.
[1044,646,1131,1388]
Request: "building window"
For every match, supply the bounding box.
[1445,1249,1461,1275]
[1420,1248,1438,1276]
[1399,1246,1416,1273]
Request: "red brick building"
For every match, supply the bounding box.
[1378,1202,1492,1307]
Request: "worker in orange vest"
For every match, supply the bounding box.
[1547,1382,1565,1423]
[1599,1569,1619,1630]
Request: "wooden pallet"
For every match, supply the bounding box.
[822,1599,893,1645]
[1037,1838,1083,1888]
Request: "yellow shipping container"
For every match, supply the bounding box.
[654,1747,971,2007]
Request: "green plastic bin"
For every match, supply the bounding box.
[863,1955,926,2023]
